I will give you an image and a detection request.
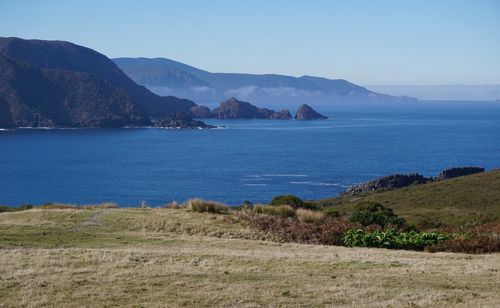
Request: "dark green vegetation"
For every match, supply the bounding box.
[349,202,406,228]
[342,229,450,250]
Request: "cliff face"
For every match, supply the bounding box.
[0,37,197,128]
[294,104,327,120]
[210,97,292,120]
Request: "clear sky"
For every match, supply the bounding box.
[1,0,499,85]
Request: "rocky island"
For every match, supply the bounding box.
[190,97,326,120]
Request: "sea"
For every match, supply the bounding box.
[1,101,499,206]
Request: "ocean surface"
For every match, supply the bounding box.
[1,102,499,206]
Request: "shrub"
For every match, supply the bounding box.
[270,195,305,208]
[425,236,500,254]
[253,204,295,217]
[322,207,341,218]
[349,202,406,228]
[342,229,450,250]
[185,198,229,214]
[239,212,355,245]
[296,209,325,225]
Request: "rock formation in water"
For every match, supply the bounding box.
[154,113,216,129]
[0,37,205,128]
[210,97,292,120]
[294,104,328,120]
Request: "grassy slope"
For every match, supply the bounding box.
[315,170,500,227]
[1,208,499,307]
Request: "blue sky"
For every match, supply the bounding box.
[1,0,499,85]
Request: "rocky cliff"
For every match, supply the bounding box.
[0,37,201,128]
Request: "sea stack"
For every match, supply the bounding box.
[295,104,328,120]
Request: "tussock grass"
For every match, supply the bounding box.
[253,204,295,217]
[296,208,325,224]
[185,198,229,214]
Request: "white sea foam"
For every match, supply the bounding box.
[243,183,267,186]
[290,181,342,187]
[262,174,308,177]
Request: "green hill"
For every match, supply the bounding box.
[315,170,500,227]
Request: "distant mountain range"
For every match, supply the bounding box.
[114,57,411,109]
[0,37,198,128]
[365,84,500,101]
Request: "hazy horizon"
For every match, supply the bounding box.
[1,0,499,86]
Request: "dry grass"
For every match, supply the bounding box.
[252,204,295,217]
[185,198,229,213]
[0,208,499,307]
[296,208,326,224]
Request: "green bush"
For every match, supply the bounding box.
[185,198,229,214]
[322,207,341,217]
[349,202,406,228]
[270,195,304,209]
[253,204,295,217]
[342,229,450,250]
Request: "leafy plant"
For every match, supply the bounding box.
[342,229,450,250]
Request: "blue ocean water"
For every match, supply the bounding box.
[1,102,499,206]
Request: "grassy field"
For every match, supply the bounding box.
[1,208,499,307]
[315,170,500,227]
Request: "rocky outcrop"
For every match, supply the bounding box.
[270,109,292,120]
[343,174,430,195]
[190,105,212,118]
[343,166,486,195]
[210,97,292,120]
[295,104,327,120]
[0,37,203,128]
[434,167,484,181]
[154,113,216,129]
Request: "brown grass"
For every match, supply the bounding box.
[252,204,295,217]
[185,198,229,213]
[296,208,325,224]
[0,208,499,307]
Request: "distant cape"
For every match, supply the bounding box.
[114,57,415,108]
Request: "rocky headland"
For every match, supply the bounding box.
[343,166,485,195]
[0,37,209,129]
